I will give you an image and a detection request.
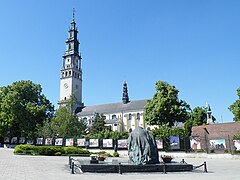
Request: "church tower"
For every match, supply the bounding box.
[206,103,214,124]
[58,11,84,112]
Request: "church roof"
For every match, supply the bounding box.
[77,99,147,116]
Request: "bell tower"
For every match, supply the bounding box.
[58,10,84,112]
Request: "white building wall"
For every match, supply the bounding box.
[72,77,82,103]
[59,78,73,102]
[78,109,151,133]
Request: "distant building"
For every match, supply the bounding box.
[191,122,240,152]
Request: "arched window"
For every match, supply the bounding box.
[137,113,141,120]
[112,115,117,119]
[68,44,71,50]
[69,71,71,76]
[128,113,132,120]
[82,117,87,123]
[88,119,91,125]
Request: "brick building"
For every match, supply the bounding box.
[191,122,240,153]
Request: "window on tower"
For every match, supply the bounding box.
[69,71,71,76]
[68,44,71,50]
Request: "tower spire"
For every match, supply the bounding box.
[72,8,75,22]
[122,81,130,104]
[206,103,214,124]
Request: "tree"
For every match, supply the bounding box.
[38,96,86,138]
[88,113,107,135]
[229,88,240,121]
[36,119,57,138]
[144,80,190,127]
[151,123,186,151]
[183,106,216,137]
[0,80,54,138]
[191,106,208,125]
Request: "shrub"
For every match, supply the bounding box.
[63,147,80,154]
[34,146,47,155]
[233,135,240,140]
[210,149,215,153]
[14,144,90,156]
[55,152,62,156]
[63,146,90,156]
[196,149,205,153]
[14,144,35,154]
[233,150,240,154]
[113,152,119,157]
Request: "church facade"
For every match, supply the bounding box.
[77,81,148,132]
[59,17,148,132]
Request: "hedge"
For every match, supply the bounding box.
[14,144,91,156]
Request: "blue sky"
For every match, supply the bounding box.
[0,0,240,123]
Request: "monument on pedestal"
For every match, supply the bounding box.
[127,127,159,165]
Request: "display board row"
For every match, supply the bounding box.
[4,136,239,151]
[2,136,182,150]
[190,136,240,151]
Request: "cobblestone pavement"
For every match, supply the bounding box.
[0,148,240,180]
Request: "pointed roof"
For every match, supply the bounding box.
[122,81,129,104]
[77,99,147,116]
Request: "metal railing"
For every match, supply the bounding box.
[69,156,208,174]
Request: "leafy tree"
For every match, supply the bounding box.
[191,106,208,125]
[88,113,107,135]
[190,106,216,125]
[183,119,193,137]
[144,80,190,127]
[184,106,216,136]
[0,80,54,138]
[51,96,86,137]
[36,120,57,138]
[151,123,186,151]
[229,88,240,121]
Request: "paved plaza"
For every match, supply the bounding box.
[0,148,240,180]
